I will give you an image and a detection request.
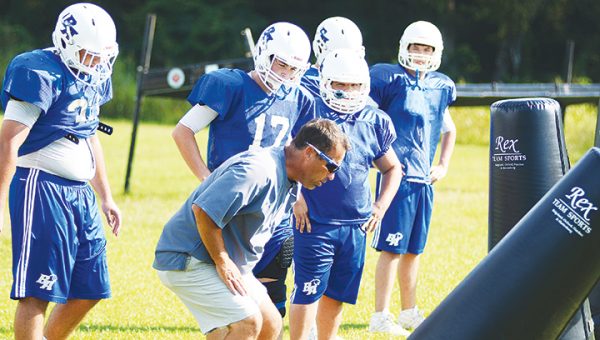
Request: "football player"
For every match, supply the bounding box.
[288,49,403,339]
[0,3,121,339]
[368,20,457,335]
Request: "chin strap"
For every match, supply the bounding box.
[409,69,422,90]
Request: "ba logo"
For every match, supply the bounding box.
[36,274,58,291]
[565,187,598,222]
[60,14,79,38]
[386,232,403,246]
[319,27,329,43]
[302,279,321,295]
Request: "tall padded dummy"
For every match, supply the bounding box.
[488,98,592,339]
[488,98,569,249]
[409,147,600,340]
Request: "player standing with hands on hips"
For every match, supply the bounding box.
[0,3,121,339]
[289,49,403,340]
[368,20,457,335]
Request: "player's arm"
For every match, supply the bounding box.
[0,121,30,234]
[366,149,403,232]
[431,109,457,184]
[172,104,218,182]
[192,203,247,296]
[89,134,122,236]
[0,99,38,234]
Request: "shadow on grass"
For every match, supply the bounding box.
[77,324,200,333]
[280,323,368,331]
[338,323,368,331]
[0,323,369,335]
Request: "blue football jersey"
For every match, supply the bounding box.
[300,66,320,98]
[187,69,315,171]
[369,63,455,182]
[301,98,396,225]
[1,49,112,156]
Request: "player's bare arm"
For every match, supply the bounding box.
[172,123,211,181]
[89,134,122,236]
[430,129,456,184]
[0,120,30,234]
[366,149,403,232]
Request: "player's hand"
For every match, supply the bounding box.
[430,164,448,184]
[102,199,122,236]
[216,258,247,296]
[362,202,384,233]
[197,169,212,182]
[293,196,311,233]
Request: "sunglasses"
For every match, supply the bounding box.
[306,142,341,173]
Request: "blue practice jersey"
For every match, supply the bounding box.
[301,98,396,225]
[300,66,320,98]
[187,69,315,171]
[369,63,455,183]
[1,49,112,156]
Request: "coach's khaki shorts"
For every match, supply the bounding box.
[156,257,269,334]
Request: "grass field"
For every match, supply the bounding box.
[0,104,597,339]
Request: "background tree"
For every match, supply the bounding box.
[1,0,599,83]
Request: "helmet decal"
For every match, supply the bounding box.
[312,17,363,66]
[59,15,79,39]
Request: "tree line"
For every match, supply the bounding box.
[2,0,600,83]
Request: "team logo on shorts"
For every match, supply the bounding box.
[36,273,58,291]
[302,279,321,295]
[386,232,404,246]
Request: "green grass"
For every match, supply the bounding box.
[0,105,597,338]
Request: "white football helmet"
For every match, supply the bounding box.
[52,3,119,87]
[253,22,311,94]
[319,49,370,114]
[313,17,364,66]
[398,21,443,73]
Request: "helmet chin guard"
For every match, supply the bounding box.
[319,49,370,114]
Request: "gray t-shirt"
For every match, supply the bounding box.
[153,146,299,275]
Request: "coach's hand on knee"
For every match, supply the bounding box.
[216,258,247,296]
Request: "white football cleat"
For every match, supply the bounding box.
[369,311,411,336]
[397,306,425,330]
